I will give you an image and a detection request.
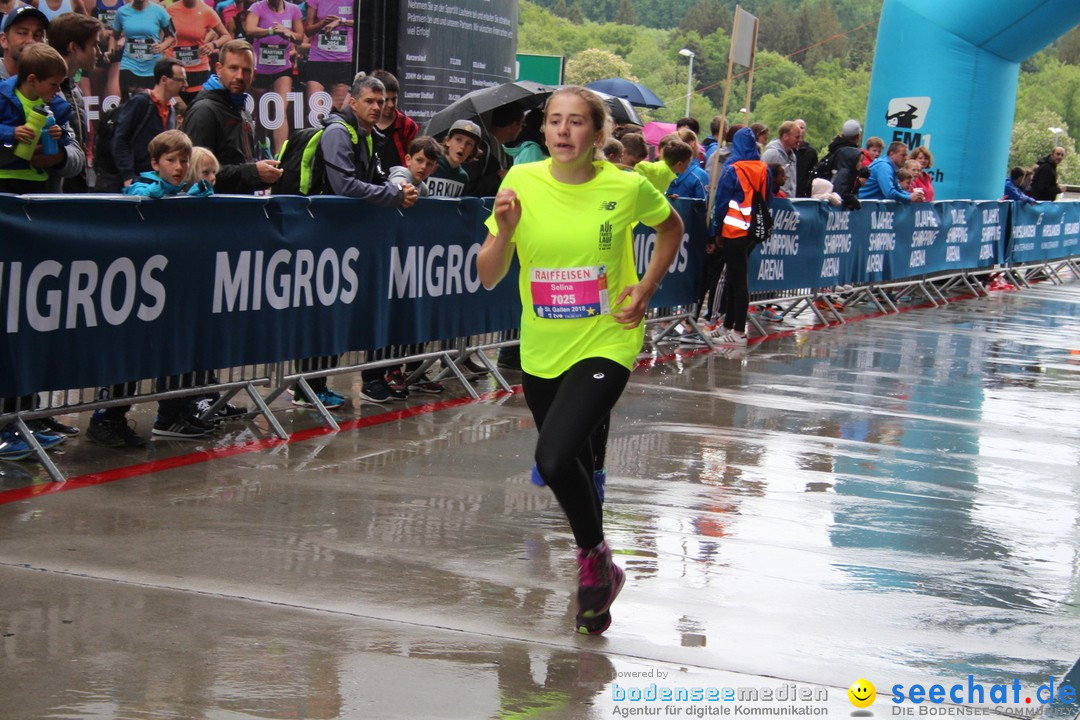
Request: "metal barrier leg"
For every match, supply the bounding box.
[442,352,480,400]
[243,382,289,440]
[14,415,66,483]
[470,350,515,393]
[294,376,339,432]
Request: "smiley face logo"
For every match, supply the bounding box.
[848,678,876,708]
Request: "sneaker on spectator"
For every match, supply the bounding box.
[679,332,709,346]
[386,381,408,401]
[34,417,80,436]
[152,417,211,438]
[717,330,747,347]
[760,306,784,323]
[195,397,250,421]
[0,426,34,461]
[359,378,392,403]
[460,357,489,377]
[87,418,148,448]
[292,389,345,409]
[408,371,444,394]
[386,368,408,393]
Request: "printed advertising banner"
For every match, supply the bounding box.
[87,0,363,156]
[0,195,1072,398]
[396,0,518,123]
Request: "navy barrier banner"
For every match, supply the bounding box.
[642,198,708,309]
[752,199,1014,291]
[1008,201,1080,263]
[0,194,1073,397]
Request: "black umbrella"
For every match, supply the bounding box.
[424,80,555,138]
[591,90,643,126]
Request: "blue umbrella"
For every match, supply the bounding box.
[585,78,666,109]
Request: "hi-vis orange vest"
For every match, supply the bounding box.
[721,160,769,240]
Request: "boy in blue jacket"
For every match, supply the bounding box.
[0,43,73,194]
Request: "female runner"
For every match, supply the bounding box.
[477,86,683,635]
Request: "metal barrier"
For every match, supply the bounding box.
[3,254,1077,484]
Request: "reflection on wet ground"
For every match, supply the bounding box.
[1,283,1078,719]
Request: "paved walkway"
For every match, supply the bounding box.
[2,283,1079,719]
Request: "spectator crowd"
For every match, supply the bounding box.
[0,1,1071,461]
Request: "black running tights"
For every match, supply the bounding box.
[522,357,630,550]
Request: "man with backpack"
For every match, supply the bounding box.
[814,119,865,209]
[280,72,417,407]
[102,58,185,191]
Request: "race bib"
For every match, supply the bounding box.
[127,38,153,61]
[174,44,200,66]
[316,28,348,53]
[258,43,288,67]
[530,266,610,319]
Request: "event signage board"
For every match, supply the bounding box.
[396,0,518,122]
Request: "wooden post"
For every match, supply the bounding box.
[743,14,759,125]
[719,8,739,126]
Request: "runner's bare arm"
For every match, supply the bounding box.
[477,188,520,289]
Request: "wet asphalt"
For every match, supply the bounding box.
[1,281,1078,719]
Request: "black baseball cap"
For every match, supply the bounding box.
[1,5,50,33]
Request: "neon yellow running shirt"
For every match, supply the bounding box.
[485,159,673,378]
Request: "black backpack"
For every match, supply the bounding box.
[735,163,773,248]
[272,117,356,196]
[93,95,154,176]
[811,150,838,181]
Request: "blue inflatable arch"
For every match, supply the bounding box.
[865,0,1080,200]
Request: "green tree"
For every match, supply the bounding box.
[679,0,732,37]
[565,48,636,85]
[1055,26,1080,65]
[798,0,848,70]
[577,0,620,22]
[1009,109,1079,184]
[614,0,636,25]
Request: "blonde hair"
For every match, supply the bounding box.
[186,146,219,184]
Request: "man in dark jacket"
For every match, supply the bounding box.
[825,119,866,208]
[297,72,418,407]
[113,58,184,189]
[793,118,818,197]
[183,39,282,194]
[317,72,416,205]
[1029,146,1065,201]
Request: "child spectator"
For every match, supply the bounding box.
[862,136,883,167]
[769,162,788,198]
[602,137,625,166]
[427,118,479,198]
[186,145,219,188]
[667,127,709,199]
[384,135,447,395]
[0,43,72,194]
[1003,166,1036,203]
[387,134,440,197]
[124,130,218,438]
[636,137,692,193]
[896,167,914,192]
[619,132,648,168]
[811,177,842,206]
